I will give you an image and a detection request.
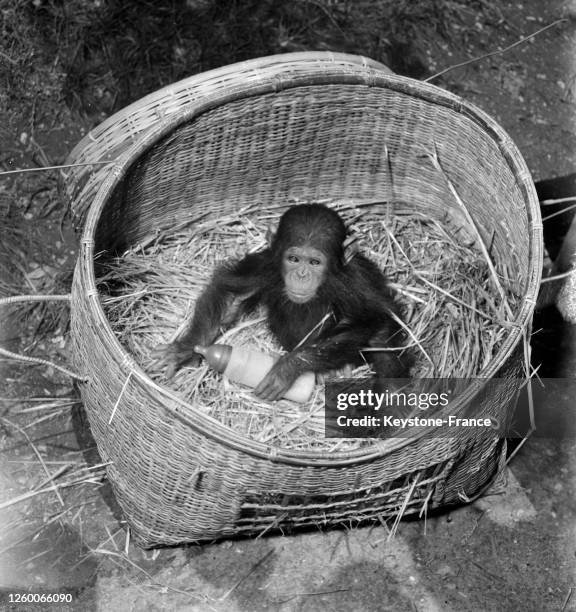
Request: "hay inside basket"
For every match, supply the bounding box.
[96,197,521,452]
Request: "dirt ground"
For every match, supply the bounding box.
[1,0,576,611]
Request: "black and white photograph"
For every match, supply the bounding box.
[1,1,575,610]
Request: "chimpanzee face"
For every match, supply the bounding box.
[282,246,327,304]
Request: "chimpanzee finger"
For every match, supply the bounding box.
[165,361,178,380]
[148,344,171,373]
[150,343,171,361]
[254,375,280,401]
[256,372,292,401]
[149,344,181,378]
[254,378,273,400]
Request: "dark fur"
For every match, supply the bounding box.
[156,204,409,398]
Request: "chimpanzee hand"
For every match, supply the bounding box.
[254,355,299,401]
[150,340,202,379]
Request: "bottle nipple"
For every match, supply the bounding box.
[194,344,232,372]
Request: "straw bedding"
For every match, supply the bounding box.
[97,199,520,451]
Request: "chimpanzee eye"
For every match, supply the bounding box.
[287,255,299,263]
[310,259,321,266]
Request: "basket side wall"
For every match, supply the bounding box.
[94,85,531,295]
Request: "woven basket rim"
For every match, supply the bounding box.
[75,58,543,465]
[63,51,393,226]
[66,50,390,161]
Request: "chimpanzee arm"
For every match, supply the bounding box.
[254,320,377,401]
[152,252,268,377]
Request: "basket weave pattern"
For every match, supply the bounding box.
[66,53,542,547]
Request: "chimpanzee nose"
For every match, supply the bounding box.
[297,266,309,279]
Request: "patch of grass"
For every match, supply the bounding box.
[0,0,498,119]
[0,0,66,121]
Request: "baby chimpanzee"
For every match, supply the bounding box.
[154,204,409,399]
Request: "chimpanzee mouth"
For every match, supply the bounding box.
[288,291,314,304]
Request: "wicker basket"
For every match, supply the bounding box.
[64,52,542,547]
